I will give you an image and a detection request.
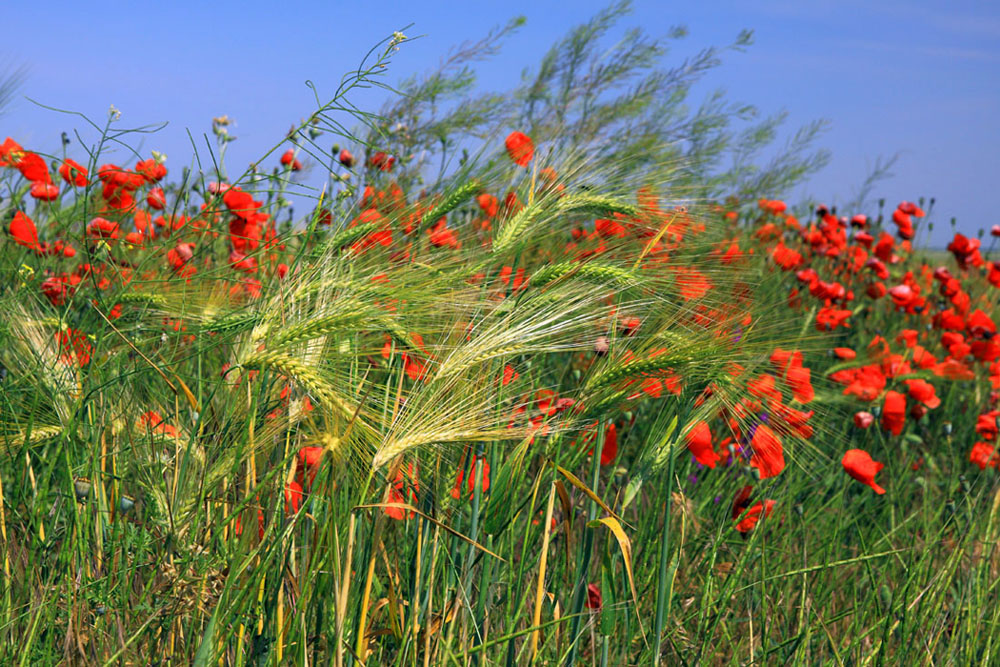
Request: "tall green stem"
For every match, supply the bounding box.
[563,417,605,666]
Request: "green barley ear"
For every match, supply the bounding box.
[528,262,639,288]
[240,350,365,427]
[2,424,62,451]
[417,179,481,232]
[583,330,731,392]
[492,201,544,254]
[204,311,260,336]
[263,300,368,347]
[554,193,639,218]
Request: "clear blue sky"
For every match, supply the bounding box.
[3,1,998,247]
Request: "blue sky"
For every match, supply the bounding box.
[3,1,998,246]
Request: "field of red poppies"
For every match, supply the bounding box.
[2,24,1000,667]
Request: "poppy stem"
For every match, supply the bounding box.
[653,399,687,665]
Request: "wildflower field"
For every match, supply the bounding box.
[2,7,999,665]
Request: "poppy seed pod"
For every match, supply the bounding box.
[118,495,136,513]
[74,477,92,502]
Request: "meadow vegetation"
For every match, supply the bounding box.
[1,4,999,664]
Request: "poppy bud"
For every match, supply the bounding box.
[853,411,874,429]
[594,336,610,356]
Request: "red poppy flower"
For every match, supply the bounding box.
[427,218,460,248]
[905,379,940,409]
[296,446,324,488]
[967,310,997,339]
[285,480,304,514]
[41,276,70,306]
[15,151,52,184]
[98,163,145,190]
[385,463,419,520]
[368,151,395,172]
[970,442,998,470]
[87,217,120,241]
[685,421,719,468]
[837,365,886,401]
[758,199,787,215]
[477,193,499,218]
[0,136,23,166]
[137,410,177,437]
[584,422,619,466]
[223,187,258,219]
[136,159,167,183]
[975,410,999,441]
[58,158,89,186]
[147,187,166,210]
[451,456,490,500]
[749,424,785,479]
[9,211,40,250]
[28,181,58,201]
[595,217,626,238]
[280,149,302,171]
[881,391,906,436]
[733,489,776,533]
[167,243,196,272]
[504,131,534,167]
[55,328,92,366]
[785,364,814,403]
[842,448,885,494]
[585,583,602,609]
[498,265,527,291]
[816,307,852,331]
[401,353,428,381]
